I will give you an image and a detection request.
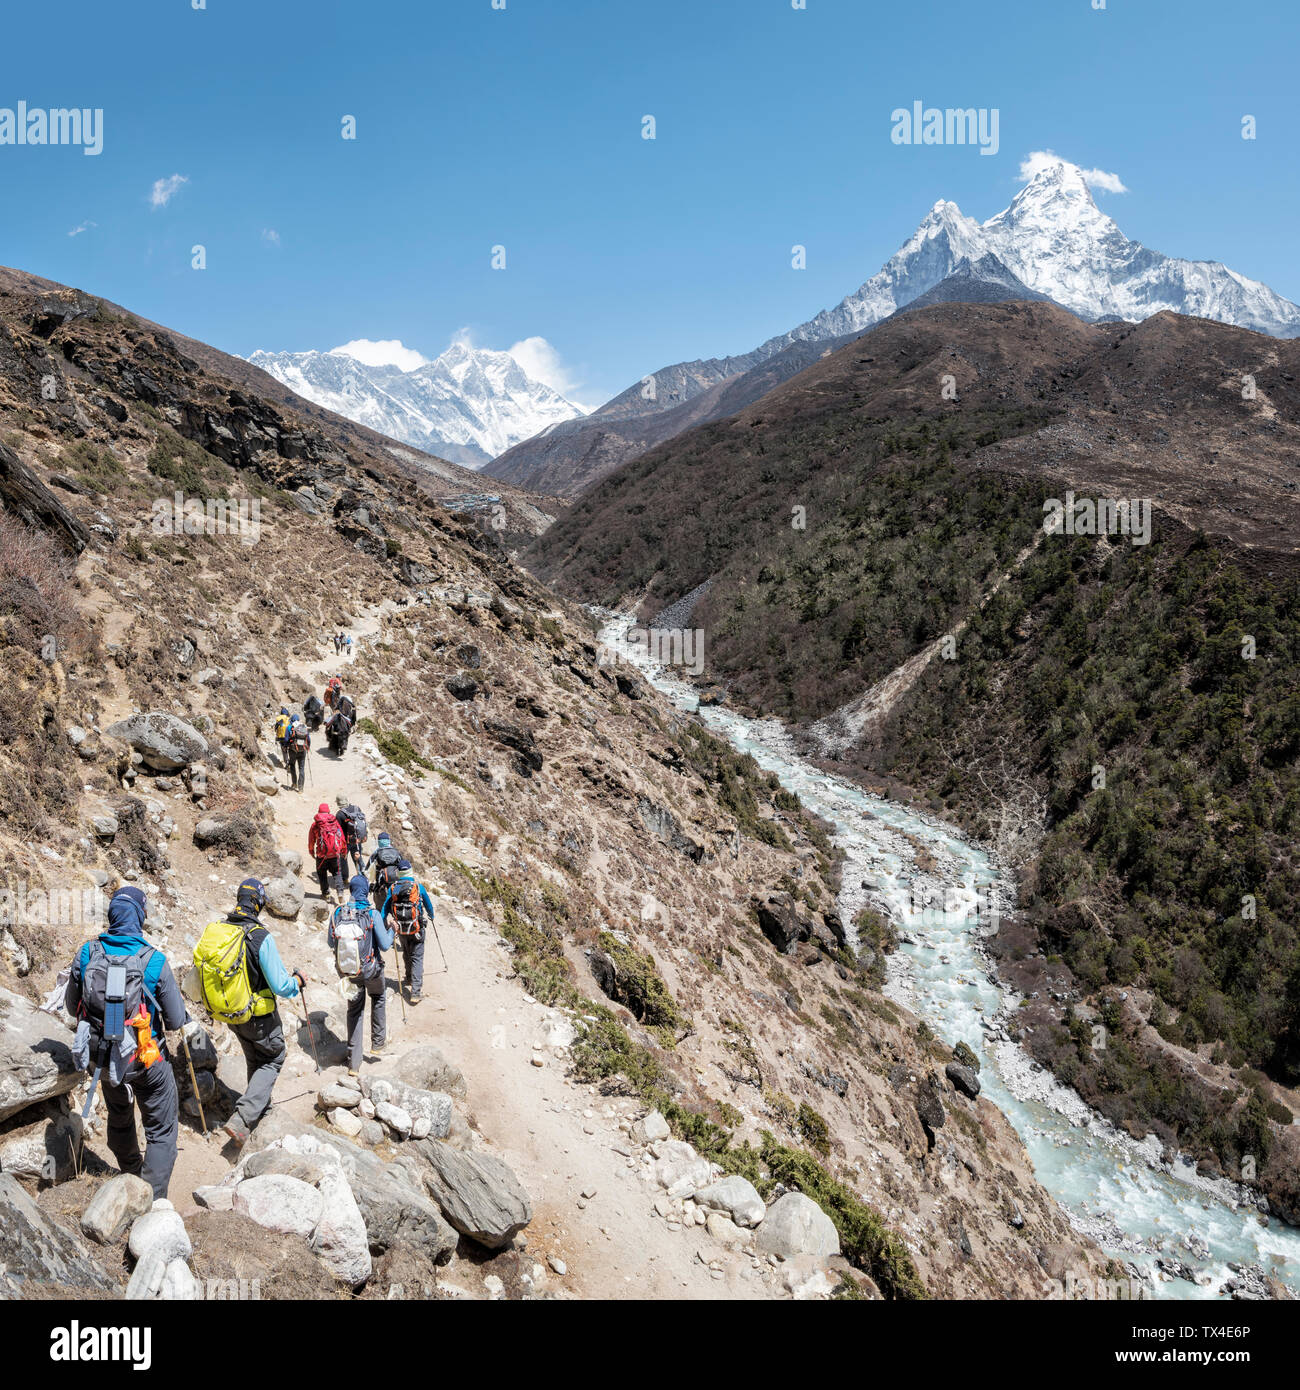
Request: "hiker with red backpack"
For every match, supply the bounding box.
[328,875,393,1073]
[65,886,187,1198]
[380,859,436,1005]
[335,799,368,876]
[308,803,349,903]
[192,878,305,1148]
[286,716,311,792]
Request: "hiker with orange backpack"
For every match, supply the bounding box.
[65,886,187,1197]
[380,859,436,1005]
[308,802,349,903]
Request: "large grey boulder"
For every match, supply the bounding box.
[0,1099,83,1180]
[754,1192,840,1261]
[310,1167,372,1287]
[413,1139,532,1250]
[945,1062,981,1099]
[382,1045,467,1099]
[263,875,305,920]
[233,1174,323,1238]
[244,1112,457,1265]
[81,1172,154,1244]
[0,1171,117,1296]
[694,1175,767,1229]
[0,986,80,1122]
[128,1207,193,1265]
[104,712,211,772]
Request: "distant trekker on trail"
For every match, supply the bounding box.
[333,632,342,655]
[66,886,186,1199]
[286,715,311,792]
[192,879,305,1149]
[308,802,348,903]
[366,831,402,896]
[345,634,353,657]
[328,874,392,1074]
[273,706,293,764]
[335,798,368,876]
[381,859,436,1006]
[326,706,353,757]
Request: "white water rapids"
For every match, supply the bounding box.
[599,614,1300,1300]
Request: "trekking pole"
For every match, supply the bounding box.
[298,985,322,1074]
[179,1028,209,1135]
[428,910,449,973]
[391,948,407,1025]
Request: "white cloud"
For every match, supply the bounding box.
[150,174,188,209]
[1018,150,1128,194]
[261,228,281,246]
[68,220,96,237]
[330,338,428,371]
[505,335,591,406]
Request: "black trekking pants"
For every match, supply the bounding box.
[101,1055,179,1200]
[230,1012,287,1130]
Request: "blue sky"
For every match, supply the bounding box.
[0,0,1295,406]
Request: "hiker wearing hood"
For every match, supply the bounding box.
[215,878,305,1148]
[328,875,393,1073]
[380,860,436,1005]
[366,832,402,897]
[65,887,186,1198]
[307,802,348,904]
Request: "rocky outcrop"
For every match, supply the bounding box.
[0,986,80,1123]
[81,1173,155,1244]
[755,1192,840,1261]
[104,711,211,772]
[0,439,89,554]
[413,1140,533,1250]
[0,1172,116,1297]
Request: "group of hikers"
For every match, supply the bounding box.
[332,631,353,657]
[272,679,357,787]
[63,808,438,1200]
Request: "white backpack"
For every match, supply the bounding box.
[333,905,367,979]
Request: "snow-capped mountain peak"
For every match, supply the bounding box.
[246,341,588,469]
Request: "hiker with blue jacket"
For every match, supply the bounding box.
[218,878,305,1148]
[380,859,436,1006]
[65,886,186,1199]
[328,874,392,1073]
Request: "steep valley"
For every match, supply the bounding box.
[0,270,1109,1302]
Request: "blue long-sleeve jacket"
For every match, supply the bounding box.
[65,888,187,1040]
[254,930,301,999]
[380,877,436,929]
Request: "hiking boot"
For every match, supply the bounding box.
[223,1115,250,1148]
[346,1067,359,1078]
[408,992,422,1006]
[368,1042,388,1059]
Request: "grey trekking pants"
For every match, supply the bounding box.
[230,1012,286,1129]
[397,927,425,996]
[346,973,386,1070]
[101,1055,179,1200]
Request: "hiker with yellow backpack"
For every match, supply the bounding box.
[191,878,305,1149]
